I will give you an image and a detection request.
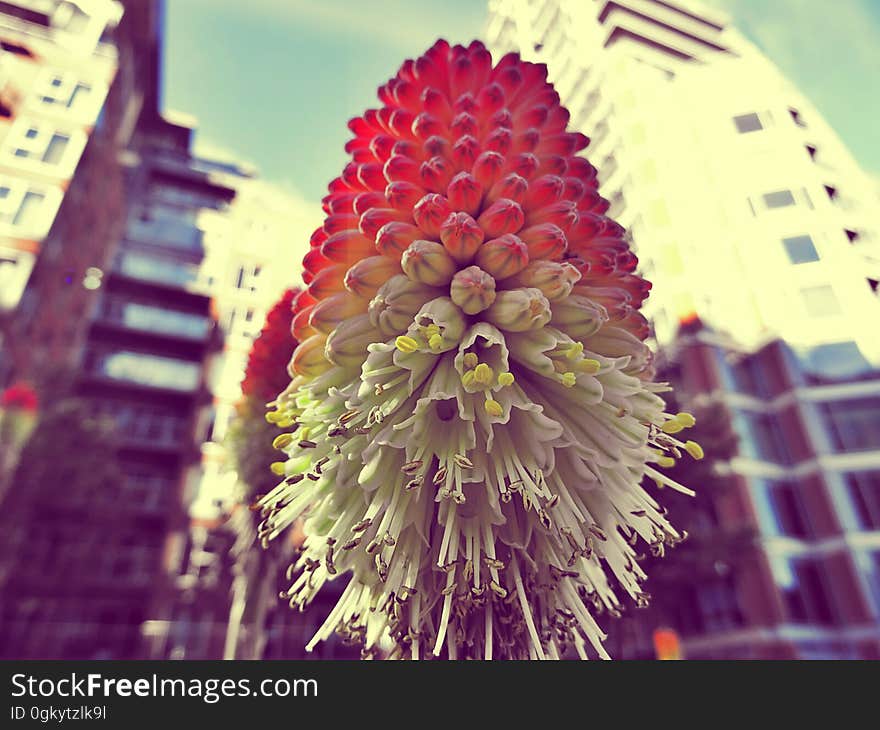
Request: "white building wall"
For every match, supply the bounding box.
[191,180,321,518]
[0,0,122,310]
[486,0,880,368]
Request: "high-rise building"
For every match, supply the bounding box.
[193,181,319,519]
[486,0,880,355]
[0,0,253,659]
[485,0,880,658]
[0,0,124,379]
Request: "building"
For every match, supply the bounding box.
[0,0,253,659]
[192,181,319,519]
[485,0,880,658]
[0,0,125,381]
[485,0,880,356]
[141,184,359,660]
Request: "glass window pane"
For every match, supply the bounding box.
[764,190,796,208]
[782,235,819,264]
[12,191,45,228]
[41,133,69,164]
[801,285,841,317]
[733,113,762,133]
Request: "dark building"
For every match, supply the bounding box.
[0,0,249,659]
[609,321,880,659]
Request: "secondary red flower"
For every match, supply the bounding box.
[241,288,299,402]
[1,382,38,412]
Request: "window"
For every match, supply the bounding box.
[733,113,762,133]
[776,557,838,625]
[36,71,93,112]
[118,251,198,287]
[801,285,841,317]
[100,297,209,339]
[88,349,201,392]
[675,575,743,636]
[235,263,261,292]
[763,190,796,209]
[734,411,791,464]
[6,123,71,166]
[766,481,813,538]
[782,235,819,264]
[846,472,880,530]
[801,341,873,381]
[823,398,880,452]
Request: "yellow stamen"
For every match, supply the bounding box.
[461,370,476,388]
[661,420,684,434]
[422,323,440,338]
[656,456,676,468]
[277,418,295,428]
[497,372,515,387]
[270,461,287,476]
[265,410,284,423]
[395,335,419,353]
[565,342,584,360]
[474,362,494,385]
[684,440,704,460]
[463,352,479,369]
[676,412,696,428]
[560,371,577,388]
[575,358,601,374]
[272,433,293,449]
[484,398,503,417]
[428,333,443,351]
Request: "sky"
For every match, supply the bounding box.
[162,0,880,204]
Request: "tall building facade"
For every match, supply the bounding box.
[0,0,254,659]
[0,0,124,379]
[485,0,880,658]
[193,181,318,519]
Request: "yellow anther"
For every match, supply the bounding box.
[684,440,704,460]
[299,427,311,441]
[395,335,419,353]
[272,433,293,449]
[661,419,684,434]
[270,461,287,476]
[277,418,294,428]
[428,333,443,351]
[497,372,515,387]
[463,352,479,369]
[474,362,494,385]
[265,410,284,423]
[461,370,476,388]
[576,358,601,374]
[560,371,577,388]
[422,323,441,338]
[676,412,696,428]
[565,342,584,360]
[484,398,503,417]
[656,456,676,468]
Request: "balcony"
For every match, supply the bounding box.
[95,295,211,342]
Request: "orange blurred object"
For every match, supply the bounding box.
[653,627,683,660]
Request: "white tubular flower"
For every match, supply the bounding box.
[259,40,699,660]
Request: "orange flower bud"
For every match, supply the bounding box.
[450,265,497,315]
[401,240,457,286]
[474,234,529,280]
